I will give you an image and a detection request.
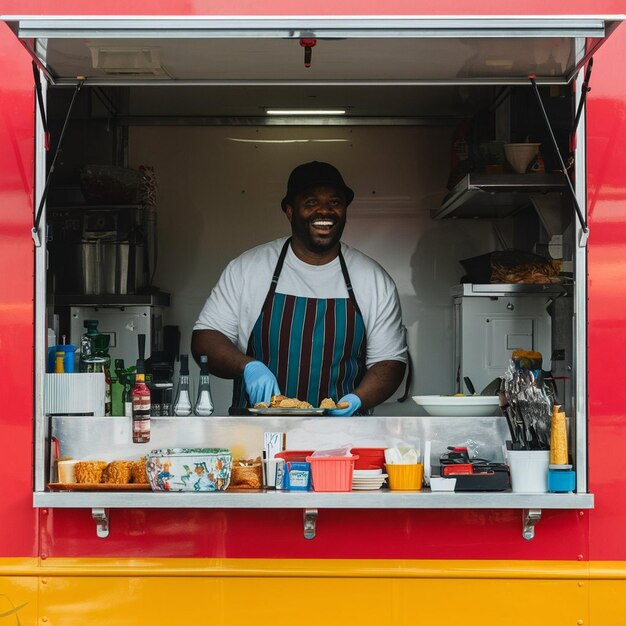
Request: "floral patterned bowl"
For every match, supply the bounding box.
[145,448,232,492]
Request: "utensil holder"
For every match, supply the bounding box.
[507,450,549,493]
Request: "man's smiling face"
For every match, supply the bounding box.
[285,185,348,255]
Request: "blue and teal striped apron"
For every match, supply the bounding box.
[232,238,367,410]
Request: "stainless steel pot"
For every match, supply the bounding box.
[81,240,145,295]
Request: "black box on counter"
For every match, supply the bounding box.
[435,463,510,491]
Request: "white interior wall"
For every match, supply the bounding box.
[129,125,498,415]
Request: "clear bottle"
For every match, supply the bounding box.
[194,355,214,416]
[173,354,193,416]
[132,361,151,443]
[80,320,111,415]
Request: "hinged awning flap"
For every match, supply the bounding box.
[2,15,624,85]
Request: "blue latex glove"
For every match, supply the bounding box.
[328,393,362,417]
[243,361,280,406]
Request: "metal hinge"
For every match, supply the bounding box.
[303,508,318,540]
[522,508,541,541]
[92,508,110,539]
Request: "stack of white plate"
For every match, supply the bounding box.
[352,468,387,490]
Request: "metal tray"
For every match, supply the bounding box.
[248,408,326,415]
[48,482,151,491]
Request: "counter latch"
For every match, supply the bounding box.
[522,508,541,541]
[303,508,318,540]
[92,508,110,539]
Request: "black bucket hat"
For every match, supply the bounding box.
[281,161,354,211]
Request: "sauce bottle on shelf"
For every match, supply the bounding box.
[194,355,214,416]
[173,354,193,416]
[132,359,151,443]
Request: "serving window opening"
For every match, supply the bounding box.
[17,16,603,505]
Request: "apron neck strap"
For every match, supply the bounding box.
[269,237,361,314]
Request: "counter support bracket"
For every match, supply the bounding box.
[92,508,110,539]
[522,508,541,541]
[303,508,318,540]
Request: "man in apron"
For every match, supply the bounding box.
[192,161,407,416]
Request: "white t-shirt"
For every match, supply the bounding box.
[194,237,408,367]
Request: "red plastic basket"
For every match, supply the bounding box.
[350,447,385,470]
[306,455,359,492]
[275,450,313,463]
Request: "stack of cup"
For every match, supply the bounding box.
[385,446,423,491]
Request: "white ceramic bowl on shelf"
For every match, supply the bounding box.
[504,143,541,174]
[411,395,500,417]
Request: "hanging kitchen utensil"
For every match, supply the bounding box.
[464,377,476,395]
[481,377,502,396]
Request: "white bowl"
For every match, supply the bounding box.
[504,143,540,174]
[411,395,500,417]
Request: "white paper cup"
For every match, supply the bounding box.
[508,450,549,493]
[57,460,79,483]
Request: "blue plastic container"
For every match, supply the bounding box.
[548,468,576,492]
[47,345,77,373]
[284,461,311,491]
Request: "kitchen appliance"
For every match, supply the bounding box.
[47,205,153,295]
[70,305,163,370]
[452,284,552,395]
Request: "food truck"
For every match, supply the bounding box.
[1,1,626,623]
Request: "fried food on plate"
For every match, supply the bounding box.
[130,458,149,484]
[321,397,350,409]
[102,461,132,484]
[254,394,339,410]
[74,461,107,484]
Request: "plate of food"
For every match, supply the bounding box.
[248,395,347,415]
[248,407,326,415]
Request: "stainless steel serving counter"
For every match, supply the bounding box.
[39,415,591,540]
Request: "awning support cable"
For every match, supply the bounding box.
[528,75,589,246]
[573,57,593,137]
[32,61,49,151]
[32,76,84,246]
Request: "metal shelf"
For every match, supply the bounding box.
[432,173,568,220]
[451,283,568,297]
[34,489,593,510]
[35,486,592,540]
[51,292,170,307]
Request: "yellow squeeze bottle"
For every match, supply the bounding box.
[54,351,65,373]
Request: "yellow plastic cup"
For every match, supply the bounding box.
[386,463,424,491]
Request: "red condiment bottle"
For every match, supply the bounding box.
[132,360,151,444]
